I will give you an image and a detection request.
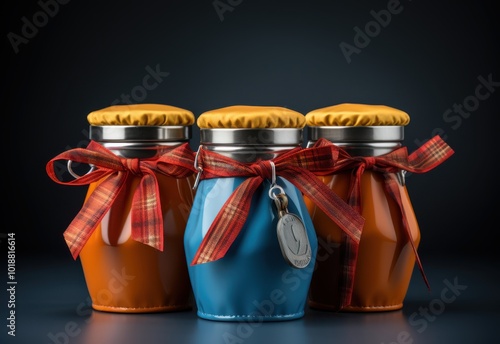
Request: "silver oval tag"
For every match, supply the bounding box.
[276,213,312,269]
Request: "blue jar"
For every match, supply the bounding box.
[184,105,319,322]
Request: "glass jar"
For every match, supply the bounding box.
[304,103,454,312]
[184,105,319,321]
[46,104,196,313]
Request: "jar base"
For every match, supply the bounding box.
[308,300,403,312]
[196,310,304,322]
[91,303,192,314]
[341,303,403,312]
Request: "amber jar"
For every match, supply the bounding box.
[305,103,424,312]
[47,104,196,313]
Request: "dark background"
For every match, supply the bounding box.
[5,0,499,260]
[3,0,500,343]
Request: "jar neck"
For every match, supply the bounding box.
[90,125,191,158]
[306,141,402,157]
[98,142,186,159]
[90,125,191,142]
[200,128,302,162]
[307,126,404,157]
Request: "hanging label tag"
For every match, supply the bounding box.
[273,193,312,269]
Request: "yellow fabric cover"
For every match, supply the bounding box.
[197,105,305,128]
[305,103,410,126]
[87,104,195,126]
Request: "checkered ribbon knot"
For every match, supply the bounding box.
[46,141,196,259]
[311,135,454,306]
[191,138,365,269]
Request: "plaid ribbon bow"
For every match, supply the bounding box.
[46,141,196,259]
[191,138,365,274]
[312,135,454,300]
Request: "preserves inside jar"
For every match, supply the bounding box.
[306,170,420,311]
[79,172,195,313]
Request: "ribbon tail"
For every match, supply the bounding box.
[399,135,455,173]
[383,174,430,291]
[283,169,364,309]
[131,171,164,251]
[337,166,368,307]
[64,173,128,259]
[347,166,365,213]
[338,235,357,307]
[191,177,261,265]
[283,169,363,243]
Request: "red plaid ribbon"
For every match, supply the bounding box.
[46,141,196,259]
[312,135,454,300]
[191,139,365,276]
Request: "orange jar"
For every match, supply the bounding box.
[304,103,454,312]
[47,104,196,313]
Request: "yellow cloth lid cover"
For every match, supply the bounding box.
[305,103,410,126]
[87,104,195,126]
[197,105,305,129]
